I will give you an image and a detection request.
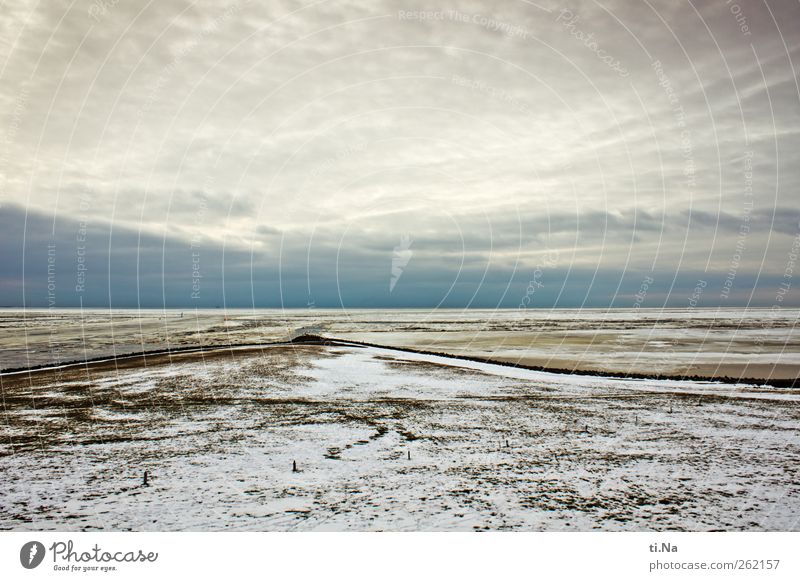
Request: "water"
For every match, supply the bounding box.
[1,307,799,379]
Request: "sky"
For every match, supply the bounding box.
[0,0,799,308]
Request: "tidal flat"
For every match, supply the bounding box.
[2,343,798,531]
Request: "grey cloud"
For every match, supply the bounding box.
[1,0,798,307]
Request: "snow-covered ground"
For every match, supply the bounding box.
[1,344,798,531]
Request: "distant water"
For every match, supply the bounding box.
[1,308,799,379]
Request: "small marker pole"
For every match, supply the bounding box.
[143,471,149,486]
[407,450,411,460]
[292,460,298,472]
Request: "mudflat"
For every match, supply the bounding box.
[2,344,799,531]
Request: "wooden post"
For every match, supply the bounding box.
[143,470,149,486]
[292,460,298,472]
[407,450,411,460]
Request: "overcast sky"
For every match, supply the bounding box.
[1,0,799,308]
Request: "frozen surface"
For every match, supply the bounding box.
[1,344,799,531]
[1,308,798,380]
